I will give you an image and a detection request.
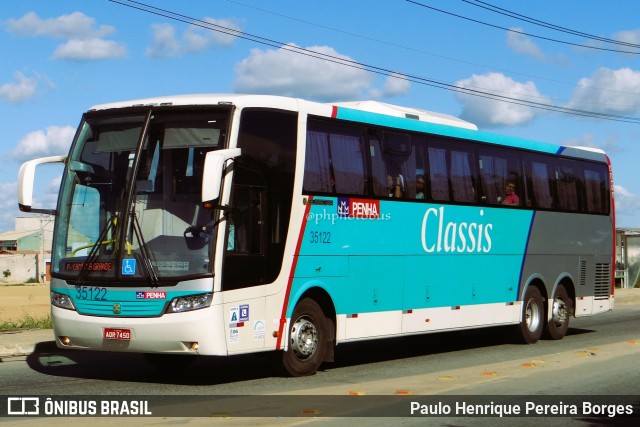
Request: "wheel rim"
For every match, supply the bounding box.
[525,297,542,333]
[552,297,568,327]
[290,316,318,359]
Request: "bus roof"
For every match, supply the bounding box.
[332,100,478,130]
[87,94,607,162]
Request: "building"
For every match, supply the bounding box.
[0,216,54,283]
[616,228,640,289]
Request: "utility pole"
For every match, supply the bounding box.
[38,215,54,284]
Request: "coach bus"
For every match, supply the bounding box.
[18,94,615,376]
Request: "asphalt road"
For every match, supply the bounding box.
[1,302,639,426]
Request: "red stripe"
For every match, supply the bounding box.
[607,155,616,296]
[275,196,313,349]
[331,105,338,118]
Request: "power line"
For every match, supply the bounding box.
[223,0,638,107]
[461,0,640,49]
[404,0,640,55]
[106,0,640,124]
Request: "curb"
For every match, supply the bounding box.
[0,329,53,358]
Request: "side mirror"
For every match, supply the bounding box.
[201,148,241,203]
[18,155,67,214]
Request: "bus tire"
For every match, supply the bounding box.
[516,286,544,344]
[543,285,572,340]
[282,298,329,377]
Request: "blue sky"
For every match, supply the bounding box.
[2,0,640,232]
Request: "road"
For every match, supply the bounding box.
[1,304,639,426]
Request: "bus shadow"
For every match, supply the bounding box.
[25,341,282,385]
[25,326,597,386]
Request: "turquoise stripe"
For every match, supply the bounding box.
[290,199,532,316]
[335,107,563,154]
[52,288,202,317]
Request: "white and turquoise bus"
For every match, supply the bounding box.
[18,94,615,376]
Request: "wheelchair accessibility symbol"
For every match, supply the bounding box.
[122,259,136,275]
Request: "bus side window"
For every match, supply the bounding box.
[427,146,450,202]
[527,158,554,209]
[584,165,609,214]
[450,149,476,203]
[304,121,366,196]
[478,148,523,207]
[556,159,581,212]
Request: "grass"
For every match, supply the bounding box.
[0,313,52,330]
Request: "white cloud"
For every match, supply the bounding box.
[0,72,37,103]
[614,184,640,226]
[454,72,550,127]
[567,67,640,115]
[370,73,411,98]
[5,11,125,61]
[146,18,241,58]
[5,11,115,39]
[506,27,548,61]
[614,29,640,47]
[563,133,622,155]
[235,44,407,101]
[12,125,76,161]
[53,38,126,60]
[0,182,18,232]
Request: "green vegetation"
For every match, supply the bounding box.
[0,314,52,330]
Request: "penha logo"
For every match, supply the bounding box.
[337,198,380,219]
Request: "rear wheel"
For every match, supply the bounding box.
[543,285,572,340]
[282,298,329,377]
[515,286,544,344]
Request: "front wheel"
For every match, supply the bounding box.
[515,286,544,344]
[543,285,572,340]
[282,298,330,377]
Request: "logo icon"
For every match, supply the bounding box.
[7,397,40,415]
[239,304,249,322]
[122,259,136,276]
[113,304,121,314]
[337,198,350,217]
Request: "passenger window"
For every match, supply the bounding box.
[478,149,523,206]
[370,131,416,198]
[584,165,609,214]
[450,148,477,203]
[304,121,365,195]
[427,146,450,201]
[556,159,581,211]
[527,158,554,209]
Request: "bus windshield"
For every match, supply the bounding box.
[52,107,231,283]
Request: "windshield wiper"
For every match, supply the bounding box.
[129,209,159,287]
[75,216,118,285]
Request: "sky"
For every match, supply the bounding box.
[2,0,640,233]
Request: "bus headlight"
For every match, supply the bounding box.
[51,291,76,311]
[166,293,213,313]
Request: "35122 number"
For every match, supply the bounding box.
[75,285,107,301]
[309,231,331,244]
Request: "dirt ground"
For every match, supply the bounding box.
[0,284,51,322]
[0,283,639,323]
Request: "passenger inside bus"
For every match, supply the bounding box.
[501,182,520,206]
[387,174,405,198]
[415,175,425,199]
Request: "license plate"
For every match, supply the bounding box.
[103,328,131,341]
